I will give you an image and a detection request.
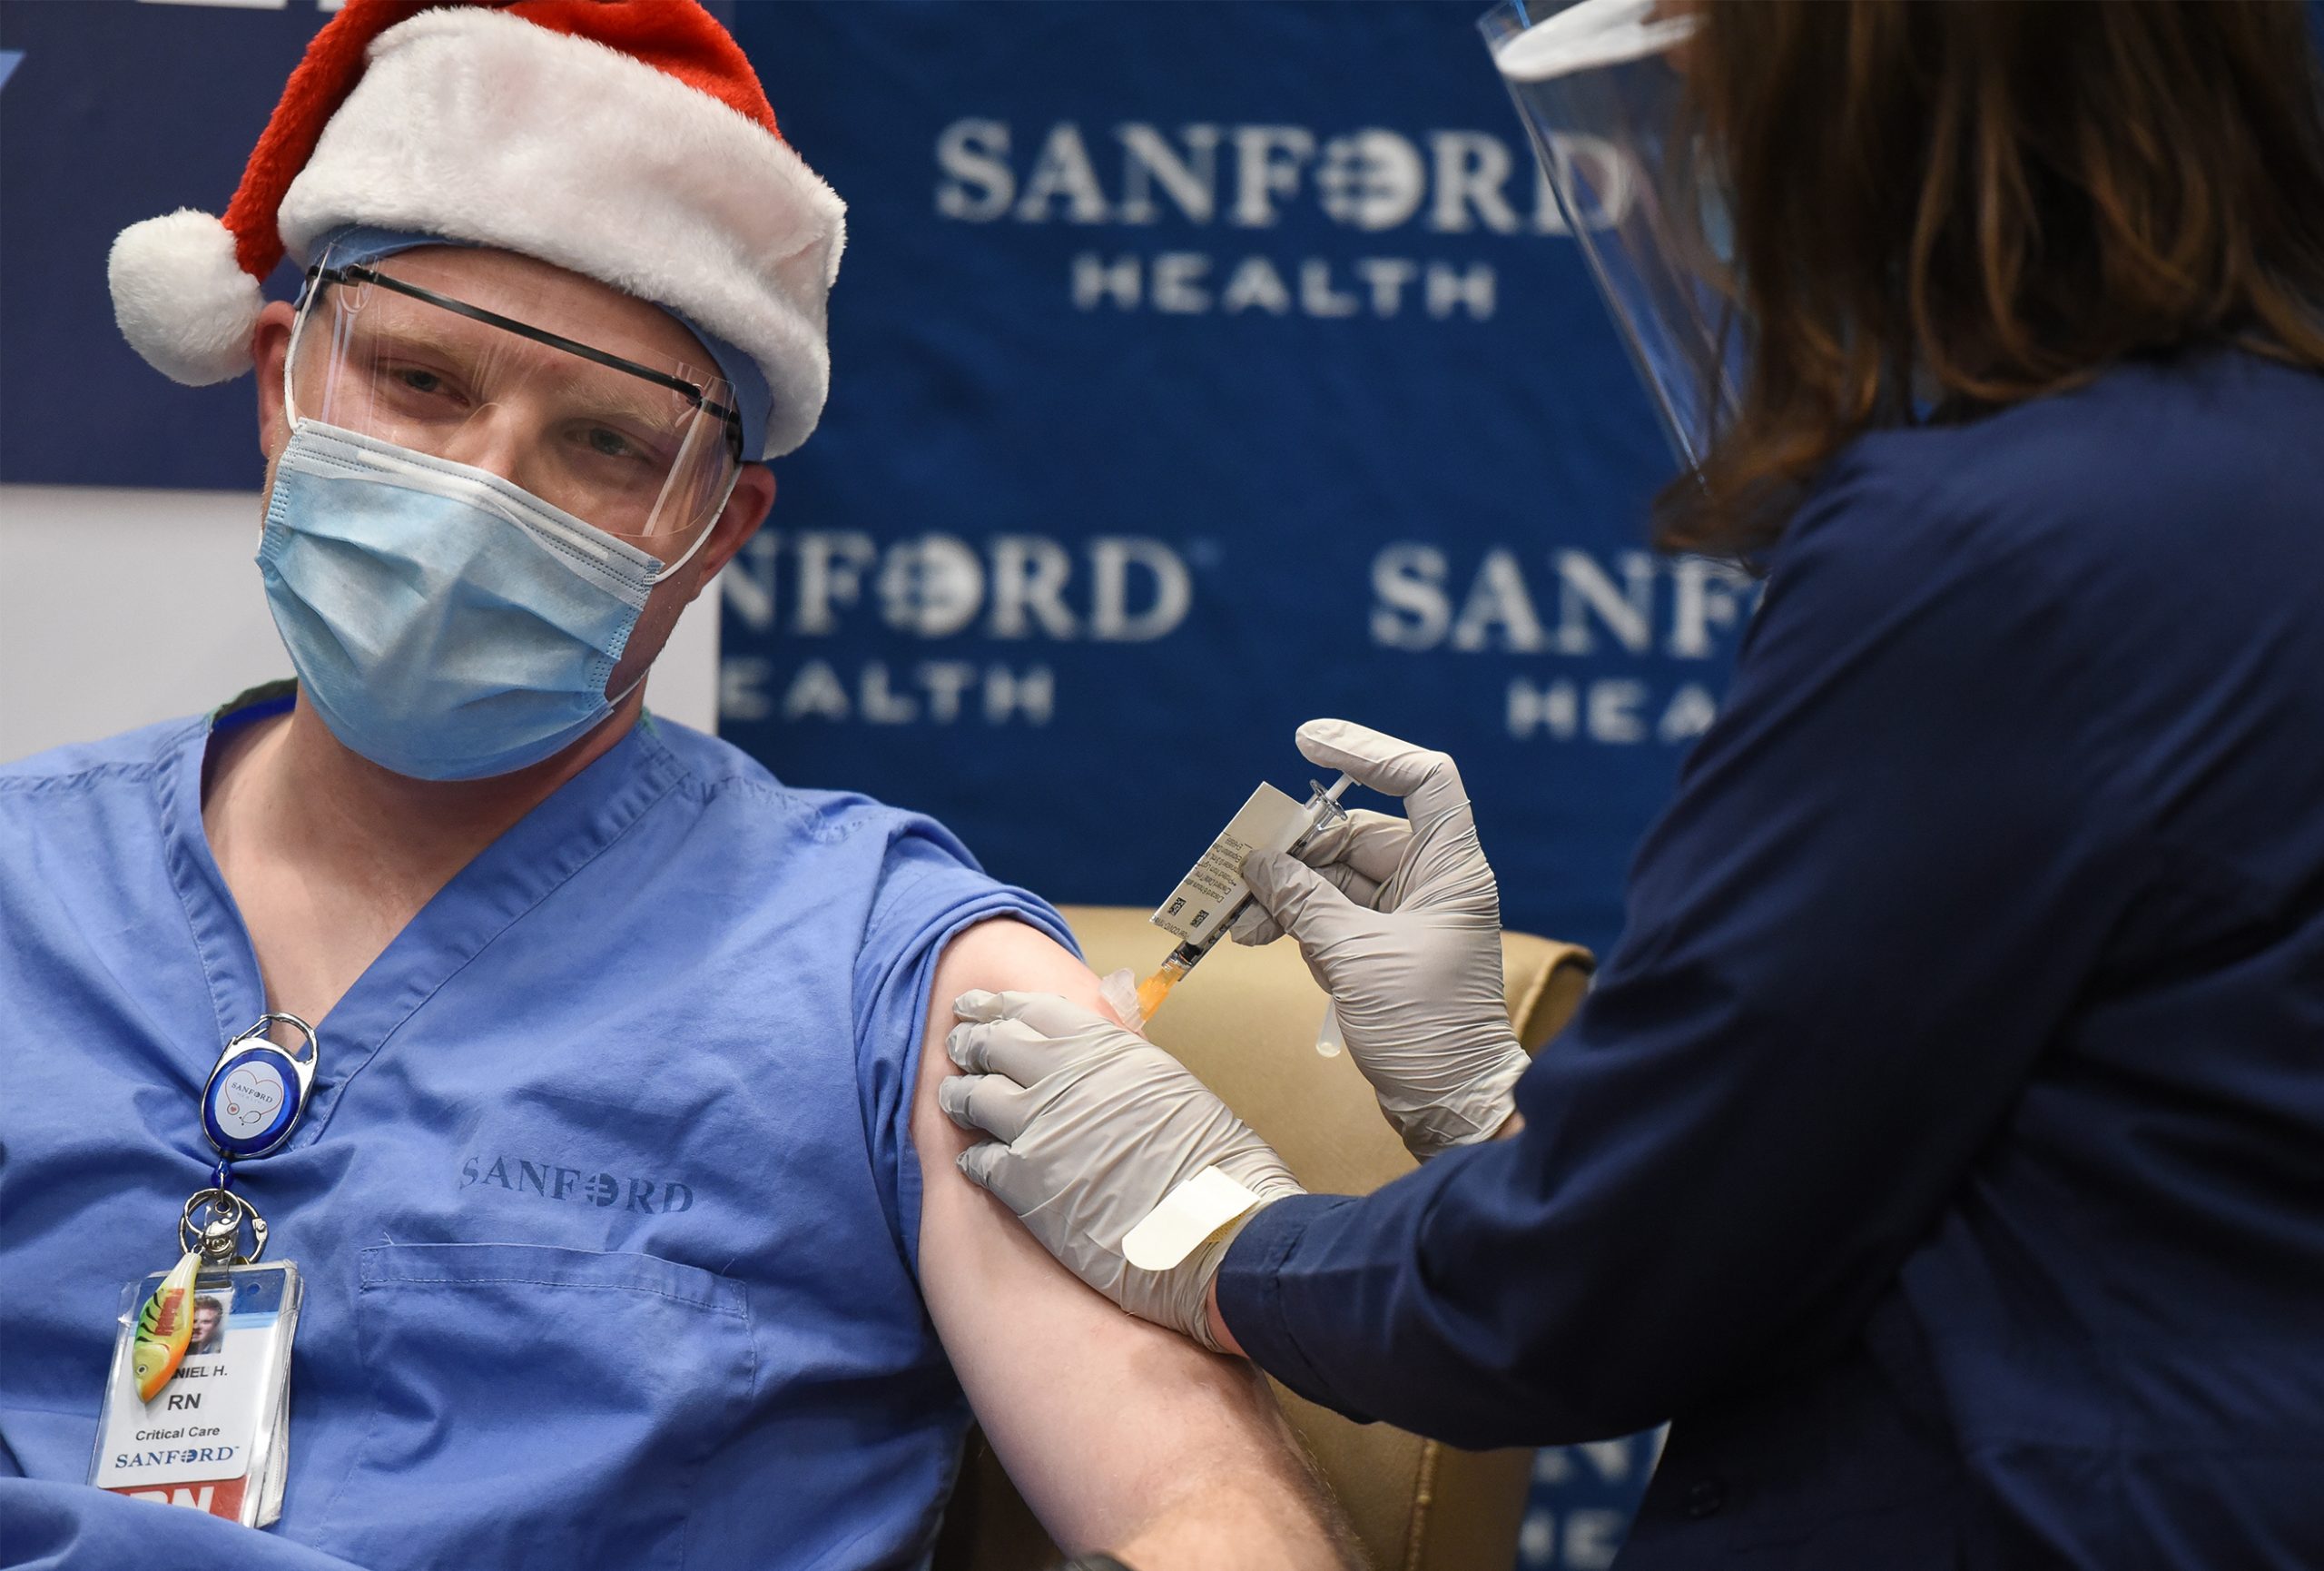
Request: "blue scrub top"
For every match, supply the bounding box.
[1220,351,2324,1567]
[0,694,1071,1570]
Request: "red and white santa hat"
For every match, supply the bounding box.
[106,0,844,459]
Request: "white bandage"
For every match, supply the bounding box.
[1121,1166,1265,1271]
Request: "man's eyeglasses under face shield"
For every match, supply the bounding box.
[286,248,746,563]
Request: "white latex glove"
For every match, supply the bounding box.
[1229,718,1534,1160]
[940,990,1305,1349]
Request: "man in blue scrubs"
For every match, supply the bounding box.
[0,5,1348,1568]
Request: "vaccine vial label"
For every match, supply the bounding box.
[1150,782,1314,944]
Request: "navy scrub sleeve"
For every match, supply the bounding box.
[1218,352,2324,1567]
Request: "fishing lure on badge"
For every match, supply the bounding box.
[132,1250,202,1401]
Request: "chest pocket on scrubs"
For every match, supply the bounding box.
[317,1242,750,1571]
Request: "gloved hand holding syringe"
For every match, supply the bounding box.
[1103,720,1536,1160]
[1110,772,1356,1028]
[934,725,1533,1348]
[948,721,1536,1353]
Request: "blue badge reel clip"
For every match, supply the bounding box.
[201,1013,319,1162]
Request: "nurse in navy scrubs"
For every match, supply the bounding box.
[940,2,2324,1565]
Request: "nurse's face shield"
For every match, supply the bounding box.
[285,242,745,572]
[1482,0,1742,472]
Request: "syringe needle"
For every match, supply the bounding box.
[1136,949,1196,1020]
[1134,972,1174,1020]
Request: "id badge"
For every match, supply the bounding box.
[91,1260,301,1527]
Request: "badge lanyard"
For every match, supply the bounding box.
[131,1013,319,1401]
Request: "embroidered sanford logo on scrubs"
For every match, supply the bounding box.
[459,1155,694,1213]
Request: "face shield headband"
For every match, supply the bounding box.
[1482,0,1744,473]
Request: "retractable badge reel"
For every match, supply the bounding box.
[94,1015,317,1528]
[203,1013,319,1167]
[178,1013,319,1271]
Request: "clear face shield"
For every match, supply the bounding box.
[284,240,746,577]
[1482,0,1740,472]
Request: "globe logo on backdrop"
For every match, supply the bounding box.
[878,536,989,639]
[1314,129,1428,231]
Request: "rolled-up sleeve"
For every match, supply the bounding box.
[1217,457,2142,1447]
[852,823,1078,1280]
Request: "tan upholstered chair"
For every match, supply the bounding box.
[934,905,1595,1571]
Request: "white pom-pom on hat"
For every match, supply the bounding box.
[108,209,266,387]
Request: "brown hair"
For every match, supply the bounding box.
[1661,0,2324,558]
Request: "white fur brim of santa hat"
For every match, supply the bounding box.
[108,4,843,460]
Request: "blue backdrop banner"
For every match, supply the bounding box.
[726,1,1749,972]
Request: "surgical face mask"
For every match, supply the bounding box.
[258,420,666,781]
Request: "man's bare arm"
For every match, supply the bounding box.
[911,918,1358,1570]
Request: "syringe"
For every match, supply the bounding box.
[1133,773,1354,1023]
